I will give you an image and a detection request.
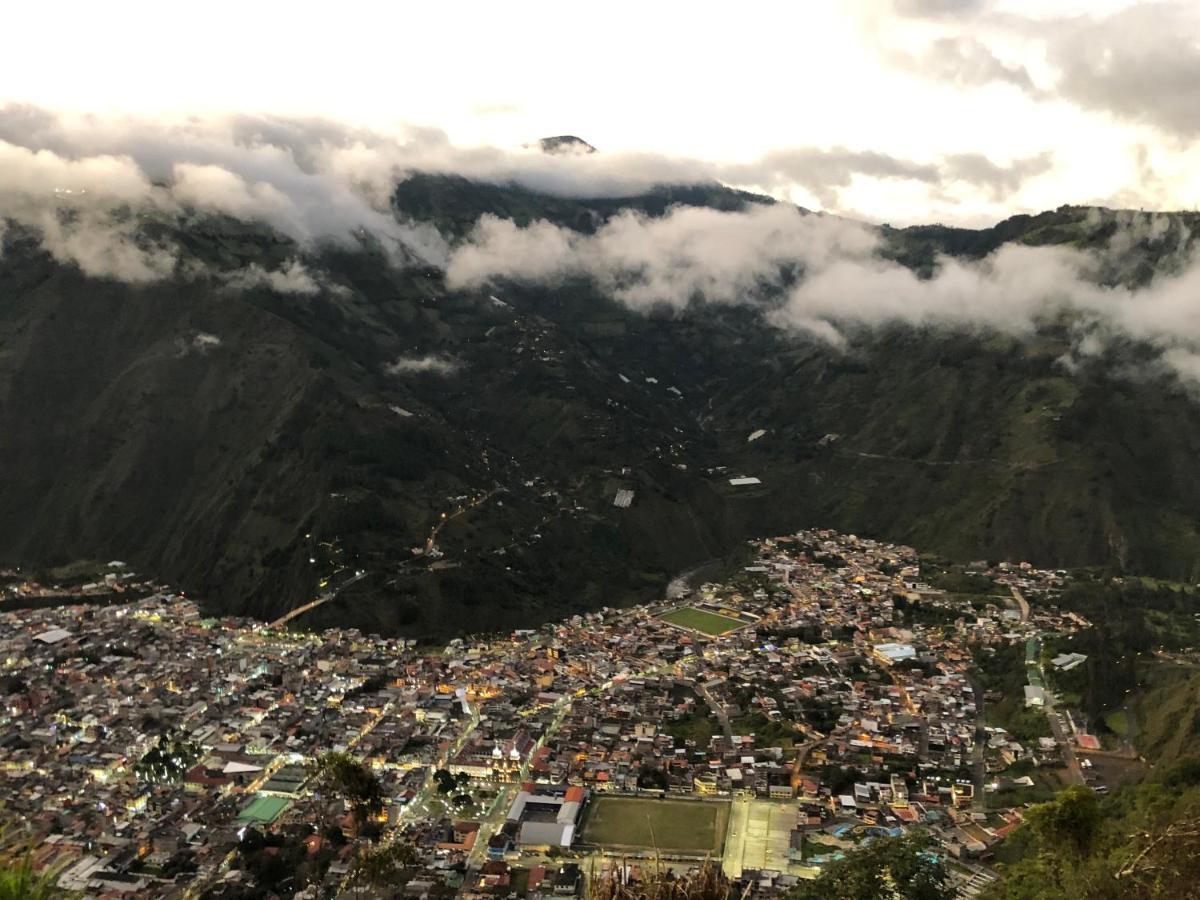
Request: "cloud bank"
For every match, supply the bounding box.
[446,202,1200,384]
[0,104,1056,285]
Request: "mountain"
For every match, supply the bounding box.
[4,180,1200,639]
[536,135,597,155]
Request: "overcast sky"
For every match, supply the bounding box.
[2,0,1198,225]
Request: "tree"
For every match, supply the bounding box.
[434,768,457,795]
[789,833,953,900]
[348,841,418,897]
[1024,786,1101,859]
[312,751,385,832]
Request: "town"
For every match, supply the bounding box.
[0,530,1103,898]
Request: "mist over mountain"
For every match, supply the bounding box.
[5,113,1200,637]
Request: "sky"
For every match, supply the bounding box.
[1,0,1198,226]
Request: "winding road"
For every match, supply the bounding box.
[266,569,369,629]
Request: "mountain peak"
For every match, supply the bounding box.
[536,135,597,156]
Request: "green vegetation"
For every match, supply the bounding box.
[346,841,418,894]
[790,833,953,900]
[730,711,797,748]
[665,710,715,747]
[987,761,1200,899]
[972,643,1050,742]
[0,845,67,900]
[310,752,384,830]
[227,825,336,896]
[1047,575,1200,724]
[582,797,728,852]
[1104,710,1129,736]
[1129,664,1200,765]
[659,607,744,636]
[984,763,1066,809]
[590,857,730,900]
[923,568,998,595]
[894,594,963,628]
[433,768,469,794]
[12,188,1200,644]
[135,730,202,784]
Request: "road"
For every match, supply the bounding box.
[966,676,987,810]
[266,569,369,630]
[833,449,1051,471]
[462,783,518,873]
[1009,585,1030,622]
[423,489,498,556]
[1039,665,1085,785]
[699,683,733,741]
[453,659,690,894]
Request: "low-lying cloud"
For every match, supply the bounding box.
[448,204,878,309]
[446,202,1200,385]
[0,105,453,280]
[222,259,322,296]
[0,104,1056,286]
[385,354,461,376]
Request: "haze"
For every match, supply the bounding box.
[3,0,1199,226]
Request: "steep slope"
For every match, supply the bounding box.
[4,184,1200,639]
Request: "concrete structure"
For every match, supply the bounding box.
[873,643,917,665]
[505,784,587,848]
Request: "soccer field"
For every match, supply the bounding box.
[660,606,744,636]
[582,797,729,852]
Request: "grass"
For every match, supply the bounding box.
[47,559,106,581]
[1105,710,1130,736]
[665,711,715,748]
[730,712,796,749]
[582,797,729,853]
[659,606,744,636]
[984,768,1065,809]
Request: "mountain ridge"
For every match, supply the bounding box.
[4,179,1200,637]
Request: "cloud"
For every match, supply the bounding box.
[887,3,1200,140]
[717,149,940,208]
[942,151,1053,201]
[446,201,1200,387]
[223,259,322,296]
[892,0,986,17]
[1042,4,1200,139]
[0,103,1057,285]
[447,203,879,308]
[385,354,461,376]
[0,105,451,276]
[771,223,1200,390]
[176,330,223,358]
[0,134,181,281]
[773,242,1099,340]
[892,36,1039,94]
